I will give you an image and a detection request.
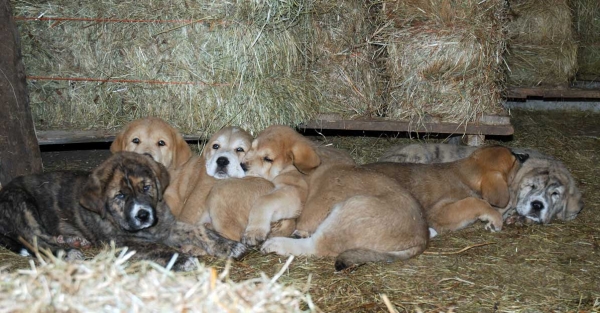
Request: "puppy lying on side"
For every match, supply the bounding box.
[379,143,583,224]
[249,126,428,270]
[0,152,246,271]
[110,117,192,174]
[365,146,528,233]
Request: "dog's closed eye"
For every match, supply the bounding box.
[263,156,273,163]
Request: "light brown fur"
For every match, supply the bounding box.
[110,117,192,173]
[164,126,253,223]
[248,126,428,270]
[365,146,526,233]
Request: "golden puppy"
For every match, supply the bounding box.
[245,126,428,270]
[365,146,529,233]
[239,125,320,245]
[164,126,252,223]
[110,117,192,172]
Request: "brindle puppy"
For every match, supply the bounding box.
[0,152,246,271]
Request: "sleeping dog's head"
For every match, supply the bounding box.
[80,152,170,232]
[202,126,253,179]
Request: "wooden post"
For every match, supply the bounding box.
[0,0,43,187]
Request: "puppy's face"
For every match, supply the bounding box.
[110,117,192,170]
[241,125,320,181]
[80,152,170,232]
[513,165,583,224]
[202,126,253,179]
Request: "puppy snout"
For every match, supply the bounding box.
[135,208,151,223]
[531,200,544,211]
[216,156,229,167]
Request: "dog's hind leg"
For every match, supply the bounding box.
[428,197,503,232]
[334,246,424,271]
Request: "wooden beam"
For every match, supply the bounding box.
[0,0,42,186]
[36,130,203,145]
[507,87,600,100]
[299,118,514,136]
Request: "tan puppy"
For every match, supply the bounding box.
[110,117,192,172]
[239,125,320,246]
[379,144,583,224]
[365,146,529,233]
[164,126,252,223]
[246,126,428,270]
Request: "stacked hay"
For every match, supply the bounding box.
[308,0,385,119]
[380,0,507,125]
[571,0,600,81]
[13,0,320,137]
[0,248,314,312]
[505,0,578,87]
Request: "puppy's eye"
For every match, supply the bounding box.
[263,156,273,163]
[143,185,151,193]
[132,138,140,144]
[115,193,125,200]
[551,191,560,197]
[158,140,166,147]
[236,147,244,152]
[212,144,220,150]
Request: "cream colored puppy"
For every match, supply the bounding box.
[111,117,192,172]
[165,126,252,223]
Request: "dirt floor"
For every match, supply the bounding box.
[2,108,599,312]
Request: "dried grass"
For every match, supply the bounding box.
[13,0,320,136]
[571,0,600,80]
[505,0,578,86]
[379,0,507,124]
[0,246,316,312]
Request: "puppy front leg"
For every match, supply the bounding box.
[241,186,303,246]
[122,241,196,272]
[164,222,247,259]
[428,197,503,232]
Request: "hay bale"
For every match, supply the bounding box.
[505,0,578,86]
[571,0,600,80]
[13,0,319,136]
[0,247,315,312]
[309,0,385,119]
[381,0,507,124]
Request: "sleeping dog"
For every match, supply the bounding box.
[0,152,246,270]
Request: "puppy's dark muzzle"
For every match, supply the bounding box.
[127,203,157,231]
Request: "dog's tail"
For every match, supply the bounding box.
[334,245,425,271]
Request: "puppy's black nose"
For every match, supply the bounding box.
[531,200,544,211]
[241,163,248,172]
[136,209,151,223]
[216,156,229,167]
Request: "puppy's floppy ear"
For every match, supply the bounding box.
[110,125,129,153]
[80,173,107,218]
[290,139,321,174]
[561,176,583,221]
[146,157,170,202]
[481,172,511,208]
[172,130,192,169]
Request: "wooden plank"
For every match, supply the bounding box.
[0,0,43,186]
[36,130,203,145]
[507,87,600,100]
[299,118,514,136]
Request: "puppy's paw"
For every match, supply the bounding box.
[484,219,503,232]
[65,249,85,261]
[172,256,197,272]
[228,241,248,259]
[241,228,269,246]
[291,229,310,239]
[261,237,292,256]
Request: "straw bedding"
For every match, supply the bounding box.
[571,0,600,80]
[0,246,314,312]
